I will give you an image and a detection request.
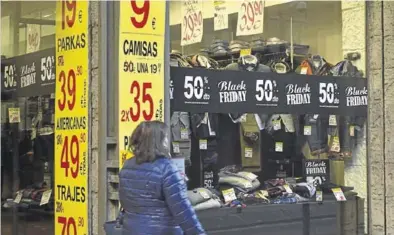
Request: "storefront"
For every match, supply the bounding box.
[1,1,56,235]
[1,1,89,235]
[165,1,368,234]
[2,1,394,235]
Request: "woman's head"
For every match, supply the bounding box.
[129,121,170,164]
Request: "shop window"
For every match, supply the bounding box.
[169,1,367,234]
[1,1,56,235]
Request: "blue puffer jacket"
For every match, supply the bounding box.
[119,156,205,235]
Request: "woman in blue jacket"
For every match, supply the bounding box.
[119,121,206,235]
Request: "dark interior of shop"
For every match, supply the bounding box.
[2,2,55,235]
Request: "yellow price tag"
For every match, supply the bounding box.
[349,125,355,137]
[330,136,340,152]
[283,185,293,193]
[55,2,90,235]
[275,142,283,152]
[222,188,237,203]
[240,48,251,56]
[304,126,312,135]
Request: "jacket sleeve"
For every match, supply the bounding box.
[163,162,206,235]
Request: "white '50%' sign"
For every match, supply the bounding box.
[184,75,204,100]
[4,65,17,88]
[41,56,55,82]
[255,79,273,102]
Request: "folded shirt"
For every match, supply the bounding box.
[218,171,258,181]
[188,188,214,206]
[219,175,260,192]
[219,165,242,173]
[271,194,298,204]
[194,198,222,211]
[294,182,316,198]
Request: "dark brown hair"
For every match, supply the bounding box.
[129,121,170,164]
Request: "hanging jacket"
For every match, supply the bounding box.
[119,157,205,235]
[190,113,219,138]
[331,60,366,156]
[296,57,333,76]
[296,56,333,157]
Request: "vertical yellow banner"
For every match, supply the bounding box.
[118,1,166,168]
[55,1,89,235]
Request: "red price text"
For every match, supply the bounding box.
[57,216,85,235]
[182,10,202,42]
[130,0,150,29]
[238,0,264,32]
[120,81,154,122]
[58,0,86,52]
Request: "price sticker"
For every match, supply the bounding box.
[245,147,253,158]
[199,139,207,150]
[180,128,189,140]
[329,115,337,126]
[240,48,252,56]
[273,120,281,131]
[8,108,21,123]
[198,189,210,199]
[181,1,203,45]
[222,188,237,203]
[304,126,312,136]
[283,185,293,194]
[172,142,180,153]
[330,136,340,153]
[332,188,346,201]
[14,191,23,204]
[349,125,355,137]
[275,142,283,152]
[236,0,265,36]
[316,190,323,202]
[40,189,52,206]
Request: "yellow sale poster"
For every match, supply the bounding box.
[54,1,89,235]
[118,1,167,168]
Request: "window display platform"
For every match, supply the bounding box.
[197,196,364,235]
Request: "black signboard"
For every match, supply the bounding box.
[1,48,55,98]
[170,67,367,116]
[303,159,330,187]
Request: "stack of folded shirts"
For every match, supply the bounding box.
[209,39,230,56]
[187,188,222,211]
[250,38,266,49]
[229,40,250,53]
[218,171,260,193]
[266,37,287,45]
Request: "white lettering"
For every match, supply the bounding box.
[346,96,368,106]
[219,91,246,103]
[306,167,326,174]
[286,94,311,105]
[285,84,311,94]
[20,73,36,88]
[218,80,246,91]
